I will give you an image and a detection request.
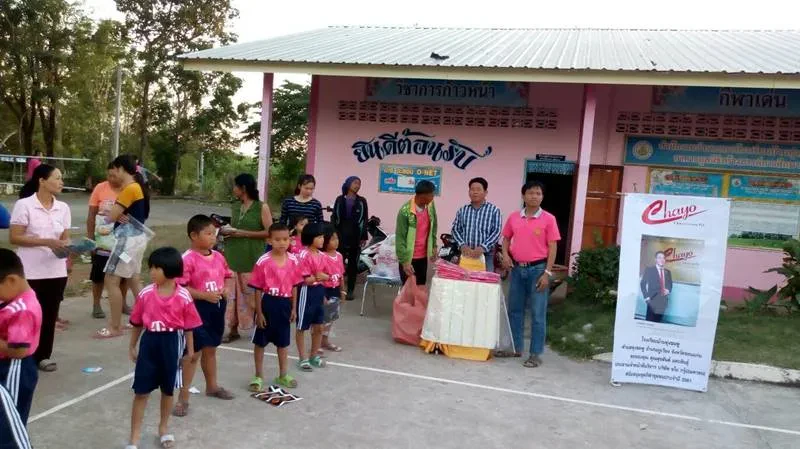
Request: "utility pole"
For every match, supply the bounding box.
[112,65,122,158]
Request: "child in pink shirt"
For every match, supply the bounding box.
[295,222,328,371]
[288,215,308,254]
[0,248,42,449]
[320,223,345,355]
[127,247,202,449]
[247,223,301,391]
[173,215,235,418]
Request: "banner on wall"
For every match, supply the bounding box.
[652,86,800,117]
[727,175,800,203]
[611,194,730,392]
[366,78,529,107]
[624,136,800,175]
[378,163,442,195]
[648,169,724,197]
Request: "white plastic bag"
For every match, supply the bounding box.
[372,234,400,279]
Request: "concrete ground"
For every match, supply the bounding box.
[26,290,800,449]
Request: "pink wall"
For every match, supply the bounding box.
[308,76,785,299]
[310,76,583,238]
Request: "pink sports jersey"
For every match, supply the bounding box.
[322,251,344,288]
[289,237,303,254]
[248,252,301,298]
[130,284,203,332]
[297,248,326,286]
[178,249,233,295]
[0,289,42,359]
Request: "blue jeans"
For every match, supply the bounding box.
[508,264,549,355]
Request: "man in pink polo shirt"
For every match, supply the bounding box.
[498,180,560,368]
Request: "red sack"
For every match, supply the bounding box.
[391,277,428,346]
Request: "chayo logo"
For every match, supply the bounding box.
[641,199,705,225]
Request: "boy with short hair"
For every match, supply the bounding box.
[0,248,41,449]
[248,223,299,391]
[395,180,438,286]
[127,247,202,449]
[173,215,235,418]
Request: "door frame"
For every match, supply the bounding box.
[523,158,577,266]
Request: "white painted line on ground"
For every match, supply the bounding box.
[28,373,134,423]
[219,345,800,437]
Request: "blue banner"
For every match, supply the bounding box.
[652,86,800,117]
[728,175,800,203]
[378,164,442,196]
[648,169,724,197]
[366,78,529,107]
[625,136,800,175]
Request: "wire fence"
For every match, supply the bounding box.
[0,154,91,193]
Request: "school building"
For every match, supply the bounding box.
[179,27,800,300]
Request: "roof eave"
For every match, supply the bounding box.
[179,58,800,88]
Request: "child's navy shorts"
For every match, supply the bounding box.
[324,287,341,323]
[297,284,325,331]
[132,330,184,396]
[192,299,227,352]
[0,356,37,448]
[251,295,292,349]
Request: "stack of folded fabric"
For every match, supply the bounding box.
[434,260,501,284]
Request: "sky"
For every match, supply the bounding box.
[83,0,800,150]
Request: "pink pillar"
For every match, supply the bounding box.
[257,73,274,202]
[305,75,320,175]
[568,84,597,271]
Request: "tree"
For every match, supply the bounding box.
[242,81,310,204]
[114,0,238,159]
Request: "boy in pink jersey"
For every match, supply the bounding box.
[247,223,300,391]
[127,247,202,449]
[320,223,345,355]
[173,215,235,418]
[288,215,308,254]
[295,222,328,371]
[0,248,41,449]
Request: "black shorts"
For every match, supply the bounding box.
[132,331,184,396]
[192,300,227,352]
[0,356,37,425]
[90,252,110,284]
[251,295,292,348]
[297,285,325,331]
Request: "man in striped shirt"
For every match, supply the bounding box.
[451,177,502,271]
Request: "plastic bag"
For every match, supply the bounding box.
[104,215,155,277]
[94,215,117,252]
[391,277,428,346]
[372,234,400,279]
[459,254,486,272]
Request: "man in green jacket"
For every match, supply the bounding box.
[396,180,438,286]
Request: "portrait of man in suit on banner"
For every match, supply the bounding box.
[640,251,673,323]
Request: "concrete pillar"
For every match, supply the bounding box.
[305,74,321,175]
[568,84,598,270]
[257,73,274,202]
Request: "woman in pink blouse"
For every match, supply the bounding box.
[9,164,71,372]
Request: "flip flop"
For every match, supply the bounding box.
[248,376,264,393]
[93,328,123,339]
[56,318,71,325]
[159,434,176,449]
[206,387,234,400]
[38,359,57,372]
[523,355,543,368]
[322,342,342,352]
[493,350,522,358]
[172,401,189,417]
[92,307,106,319]
[273,374,297,389]
[298,359,312,371]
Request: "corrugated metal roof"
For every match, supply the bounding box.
[179,26,800,74]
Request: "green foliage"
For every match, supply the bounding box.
[567,238,621,307]
[746,238,800,313]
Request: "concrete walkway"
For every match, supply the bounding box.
[26,292,800,449]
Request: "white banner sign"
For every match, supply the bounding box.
[611,194,731,392]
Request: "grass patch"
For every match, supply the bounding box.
[547,298,800,370]
[728,238,787,249]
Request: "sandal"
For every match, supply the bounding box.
[93,328,123,339]
[159,434,176,449]
[38,359,57,372]
[92,306,106,319]
[322,342,342,352]
[206,387,234,400]
[493,350,522,358]
[248,376,264,392]
[172,401,189,417]
[56,317,71,326]
[523,355,543,368]
[274,374,297,389]
[298,359,312,371]
[309,355,326,368]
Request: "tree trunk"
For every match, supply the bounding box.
[138,79,151,159]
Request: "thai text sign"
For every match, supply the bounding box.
[625,136,800,175]
[352,129,492,170]
[727,175,800,203]
[366,78,529,107]
[652,86,800,117]
[378,164,442,195]
[648,169,724,197]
